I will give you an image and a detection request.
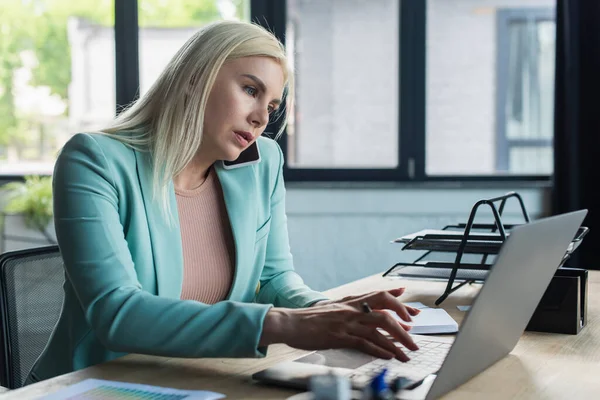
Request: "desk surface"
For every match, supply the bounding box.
[6,272,600,399]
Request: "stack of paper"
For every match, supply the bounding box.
[392,229,507,244]
[384,302,458,335]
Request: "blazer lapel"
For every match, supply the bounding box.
[215,163,258,301]
[134,149,184,299]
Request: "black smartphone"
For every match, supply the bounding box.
[222,141,261,169]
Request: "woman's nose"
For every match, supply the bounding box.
[250,107,269,128]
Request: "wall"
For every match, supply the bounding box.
[285,184,548,291]
[1,185,549,290]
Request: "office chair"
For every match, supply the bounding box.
[0,245,64,389]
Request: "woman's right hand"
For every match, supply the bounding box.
[259,304,419,362]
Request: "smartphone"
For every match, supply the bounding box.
[222,141,261,169]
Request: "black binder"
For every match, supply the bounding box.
[526,267,588,334]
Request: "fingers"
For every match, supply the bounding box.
[347,288,417,322]
[330,288,423,324]
[350,326,411,362]
[284,306,417,362]
[363,311,419,352]
[346,335,397,360]
[405,305,421,316]
[385,287,406,297]
[368,291,413,322]
[396,319,412,331]
[378,290,422,320]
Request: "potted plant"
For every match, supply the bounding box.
[2,175,56,247]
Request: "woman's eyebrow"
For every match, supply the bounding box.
[242,73,282,105]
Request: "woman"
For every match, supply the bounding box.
[27,20,419,384]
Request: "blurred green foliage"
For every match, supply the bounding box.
[0,0,245,146]
[3,175,53,231]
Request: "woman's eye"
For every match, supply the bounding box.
[244,86,257,96]
[267,105,275,114]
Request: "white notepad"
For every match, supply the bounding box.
[384,307,458,335]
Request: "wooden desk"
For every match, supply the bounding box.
[5,272,600,399]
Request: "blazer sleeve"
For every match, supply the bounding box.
[53,133,271,358]
[255,142,329,308]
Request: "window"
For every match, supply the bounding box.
[426,0,555,177]
[2,0,557,180]
[426,0,555,176]
[252,0,415,181]
[138,0,250,96]
[496,8,555,175]
[256,0,556,181]
[0,0,249,177]
[285,0,399,169]
[0,1,115,175]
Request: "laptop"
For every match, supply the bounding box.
[252,210,587,399]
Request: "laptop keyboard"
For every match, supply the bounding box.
[347,339,451,387]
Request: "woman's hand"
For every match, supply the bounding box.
[259,289,420,362]
[313,288,421,325]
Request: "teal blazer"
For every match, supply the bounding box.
[28,133,327,383]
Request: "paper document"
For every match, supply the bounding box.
[403,301,428,310]
[392,229,507,243]
[384,307,458,335]
[41,379,225,400]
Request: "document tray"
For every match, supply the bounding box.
[385,264,489,282]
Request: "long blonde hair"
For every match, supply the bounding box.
[101,20,292,216]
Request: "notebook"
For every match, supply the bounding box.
[384,303,458,335]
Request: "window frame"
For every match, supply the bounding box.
[251,0,553,184]
[115,0,141,113]
[496,7,556,173]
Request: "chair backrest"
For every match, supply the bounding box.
[0,246,64,389]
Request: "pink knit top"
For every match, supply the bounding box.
[175,167,235,304]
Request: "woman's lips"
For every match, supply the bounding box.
[234,131,250,146]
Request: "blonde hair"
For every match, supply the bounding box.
[101,20,292,217]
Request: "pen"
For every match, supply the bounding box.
[361,302,373,314]
[369,368,394,400]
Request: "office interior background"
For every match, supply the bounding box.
[0,0,598,291]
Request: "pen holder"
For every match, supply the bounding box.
[526,267,588,335]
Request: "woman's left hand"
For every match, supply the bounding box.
[312,288,420,330]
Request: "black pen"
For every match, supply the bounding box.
[361,302,373,314]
